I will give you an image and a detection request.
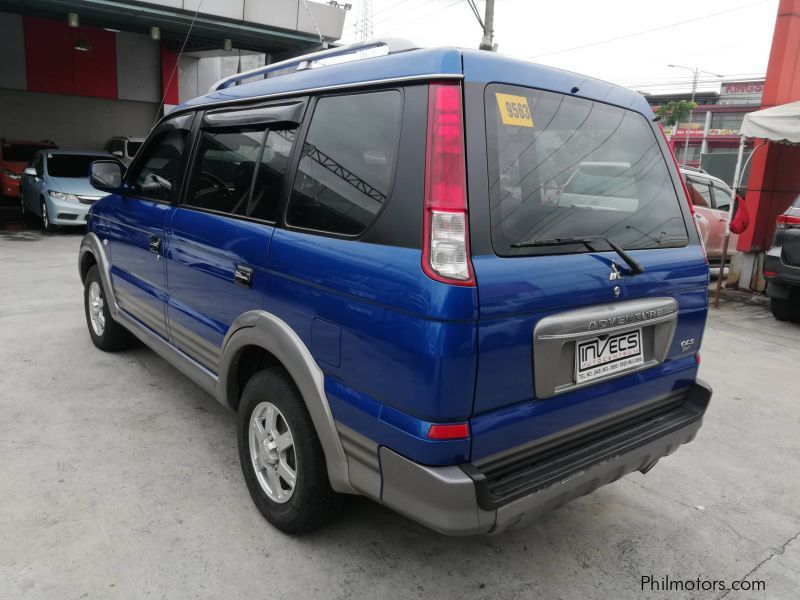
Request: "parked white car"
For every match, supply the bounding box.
[103,136,144,167]
[680,167,738,266]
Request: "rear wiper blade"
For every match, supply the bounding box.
[511,235,645,275]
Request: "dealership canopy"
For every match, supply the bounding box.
[740,100,800,145]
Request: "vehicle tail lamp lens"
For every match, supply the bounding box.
[777,214,800,227]
[422,82,475,286]
[427,423,470,440]
[763,270,777,277]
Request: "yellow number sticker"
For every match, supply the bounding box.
[495,93,534,128]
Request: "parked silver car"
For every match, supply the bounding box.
[20,150,116,232]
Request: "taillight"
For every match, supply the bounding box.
[422,82,475,286]
[776,214,800,228]
[427,423,470,440]
[658,124,708,264]
[773,214,800,244]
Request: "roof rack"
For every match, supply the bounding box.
[209,38,418,93]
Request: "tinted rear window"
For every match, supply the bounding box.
[47,155,109,178]
[485,85,689,255]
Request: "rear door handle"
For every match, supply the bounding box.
[234,265,253,288]
[148,235,161,254]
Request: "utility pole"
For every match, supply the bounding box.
[667,64,723,165]
[479,0,495,51]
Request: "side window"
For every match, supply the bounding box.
[250,129,296,222]
[712,183,732,212]
[686,177,712,208]
[126,113,194,202]
[184,127,266,216]
[286,90,402,236]
[34,154,44,176]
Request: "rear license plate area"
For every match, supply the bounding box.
[575,328,643,384]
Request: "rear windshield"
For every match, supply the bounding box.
[3,144,50,163]
[485,84,689,256]
[47,155,108,178]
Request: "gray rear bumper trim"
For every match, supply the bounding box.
[377,380,711,536]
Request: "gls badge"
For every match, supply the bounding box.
[680,338,696,352]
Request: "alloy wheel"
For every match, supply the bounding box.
[248,401,297,504]
[88,281,106,336]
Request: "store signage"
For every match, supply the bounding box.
[721,81,764,95]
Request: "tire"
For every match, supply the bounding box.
[21,198,35,225]
[771,297,793,322]
[238,368,342,534]
[83,265,133,351]
[40,199,56,233]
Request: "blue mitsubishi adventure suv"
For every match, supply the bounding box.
[78,40,712,535]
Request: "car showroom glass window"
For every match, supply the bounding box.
[127,113,194,202]
[485,85,688,256]
[286,91,402,236]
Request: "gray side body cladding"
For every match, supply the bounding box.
[79,232,355,494]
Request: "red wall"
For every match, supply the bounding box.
[737,0,800,251]
[160,42,180,106]
[23,16,117,100]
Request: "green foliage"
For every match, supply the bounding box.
[656,100,698,127]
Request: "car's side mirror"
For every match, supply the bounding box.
[112,150,123,158]
[90,160,124,192]
[23,167,37,177]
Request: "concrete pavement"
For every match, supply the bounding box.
[1,230,798,600]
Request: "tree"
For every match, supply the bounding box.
[656,100,698,127]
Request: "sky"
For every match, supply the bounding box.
[337,0,780,95]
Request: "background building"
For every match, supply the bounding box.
[0,0,346,150]
[645,79,765,186]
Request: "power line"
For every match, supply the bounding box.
[380,0,465,35]
[343,0,428,32]
[466,0,484,28]
[527,0,771,59]
[154,0,204,121]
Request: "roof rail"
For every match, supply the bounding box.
[209,38,418,93]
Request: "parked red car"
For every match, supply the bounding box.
[1,139,58,199]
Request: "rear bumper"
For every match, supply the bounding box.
[376,379,711,535]
[764,251,800,294]
[2,177,20,198]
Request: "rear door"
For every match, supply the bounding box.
[465,80,708,460]
[165,101,304,372]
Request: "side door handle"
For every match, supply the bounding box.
[148,235,161,254]
[234,265,253,288]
